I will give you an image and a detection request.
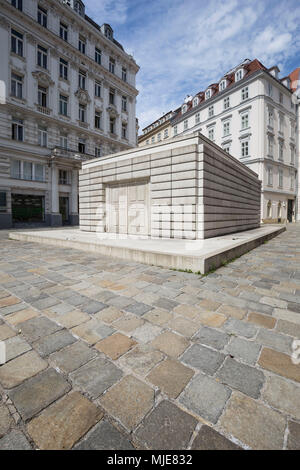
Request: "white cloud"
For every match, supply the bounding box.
[84,0,300,129]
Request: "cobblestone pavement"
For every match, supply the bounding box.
[0,225,299,450]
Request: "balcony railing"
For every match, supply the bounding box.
[51,147,96,162]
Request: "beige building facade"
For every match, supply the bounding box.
[0,0,139,227]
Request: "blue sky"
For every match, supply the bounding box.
[84,0,300,130]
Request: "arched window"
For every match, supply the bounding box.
[205,89,211,100]
[277,201,282,218]
[267,200,272,218]
[193,97,198,107]
[182,104,187,114]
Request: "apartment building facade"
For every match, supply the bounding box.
[0,0,139,228]
[138,110,175,147]
[170,59,297,222]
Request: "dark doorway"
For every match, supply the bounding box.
[287,199,294,223]
[59,196,69,224]
[12,194,44,223]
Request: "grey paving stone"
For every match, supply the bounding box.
[287,421,300,450]
[0,303,28,316]
[256,328,293,354]
[33,329,76,357]
[74,420,134,450]
[49,303,75,315]
[70,357,123,399]
[225,337,261,365]
[194,327,230,350]
[50,340,97,373]
[181,344,225,375]
[4,335,32,361]
[9,368,70,421]
[31,296,61,310]
[65,294,89,307]
[124,302,153,316]
[107,295,135,309]
[18,317,62,342]
[135,400,197,450]
[94,290,118,302]
[180,373,231,424]
[153,297,179,311]
[191,425,241,450]
[217,357,265,398]
[224,318,257,339]
[0,430,31,450]
[80,300,107,315]
[276,319,300,339]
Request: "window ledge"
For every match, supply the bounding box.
[10,95,26,104]
[10,52,25,61]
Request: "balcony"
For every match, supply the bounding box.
[51,147,96,162]
[36,105,51,115]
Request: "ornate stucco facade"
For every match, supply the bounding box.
[0,0,139,227]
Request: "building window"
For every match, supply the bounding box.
[182,104,187,114]
[268,109,273,127]
[95,47,101,64]
[59,58,68,80]
[290,172,294,190]
[12,118,23,141]
[60,134,68,149]
[95,81,101,97]
[38,127,47,147]
[78,139,85,153]
[79,104,86,122]
[11,159,21,178]
[23,161,33,180]
[208,105,214,117]
[37,45,47,69]
[205,89,211,99]
[173,125,177,136]
[0,191,7,210]
[208,128,215,141]
[223,121,230,136]
[59,170,69,185]
[37,5,47,27]
[241,140,249,157]
[78,36,86,54]
[95,111,101,129]
[224,97,230,109]
[38,85,47,107]
[95,146,101,157]
[157,133,161,141]
[109,88,115,105]
[279,114,283,132]
[241,113,249,130]
[122,123,127,139]
[151,136,155,144]
[278,140,283,161]
[195,112,200,124]
[122,67,127,82]
[241,87,249,101]
[122,96,127,112]
[278,168,283,188]
[164,129,168,139]
[279,92,283,104]
[146,139,149,145]
[223,144,230,154]
[267,167,273,186]
[78,70,86,89]
[59,94,68,116]
[110,117,115,134]
[11,72,23,99]
[267,200,272,218]
[219,80,226,91]
[291,147,295,164]
[60,23,68,41]
[193,97,199,107]
[184,120,188,130]
[35,163,44,181]
[268,82,273,97]
[268,137,273,157]
[109,57,115,74]
[12,0,23,10]
[235,69,243,81]
[11,29,23,57]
